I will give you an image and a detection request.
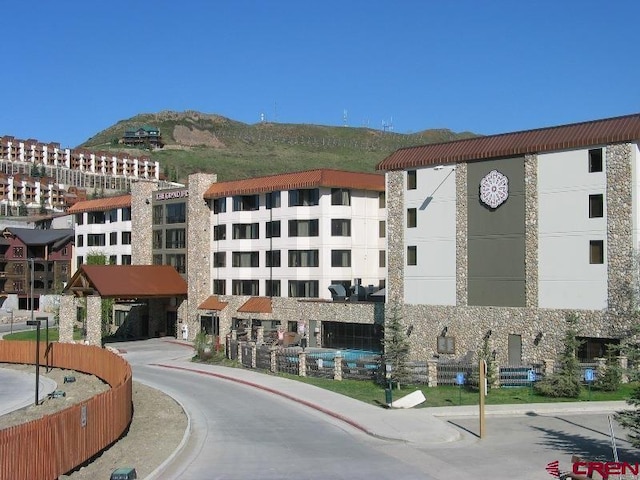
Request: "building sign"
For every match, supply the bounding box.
[479,169,509,209]
[155,190,189,201]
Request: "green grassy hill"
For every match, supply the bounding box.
[80,111,478,182]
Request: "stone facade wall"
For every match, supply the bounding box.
[455,163,468,306]
[186,173,217,341]
[386,171,404,305]
[85,295,102,346]
[58,295,77,343]
[130,180,158,265]
[524,154,539,308]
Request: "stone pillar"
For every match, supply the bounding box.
[187,173,217,346]
[130,180,157,265]
[543,359,555,376]
[256,326,264,345]
[619,356,629,383]
[334,352,343,381]
[489,359,500,388]
[237,341,243,364]
[385,171,404,305]
[298,351,306,377]
[426,359,438,387]
[251,343,257,369]
[59,295,75,343]
[86,295,102,347]
[270,347,278,373]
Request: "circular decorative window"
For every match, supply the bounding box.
[479,170,509,209]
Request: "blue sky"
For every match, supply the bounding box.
[1,1,638,148]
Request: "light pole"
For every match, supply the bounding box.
[29,258,34,326]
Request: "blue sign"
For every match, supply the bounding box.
[584,368,595,382]
[527,369,536,382]
[456,372,465,385]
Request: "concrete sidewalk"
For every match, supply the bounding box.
[153,352,629,447]
[0,367,57,416]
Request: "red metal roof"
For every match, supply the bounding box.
[377,113,640,171]
[203,169,384,199]
[67,194,131,214]
[237,297,273,314]
[197,296,229,311]
[66,265,187,298]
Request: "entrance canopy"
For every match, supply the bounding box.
[64,265,188,299]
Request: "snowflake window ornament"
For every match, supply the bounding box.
[479,170,509,209]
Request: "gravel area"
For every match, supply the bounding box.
[0,364,188,479]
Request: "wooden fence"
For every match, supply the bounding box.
[0,340,133,480]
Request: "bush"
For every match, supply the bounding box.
[534,374,582,398]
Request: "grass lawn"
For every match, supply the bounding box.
[2,327,83,342]
[276,373,637,408]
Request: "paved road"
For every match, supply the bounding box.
[123,340,439,480]
[118,339,640,480]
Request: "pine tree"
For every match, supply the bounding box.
[382,304,411,389]
[534,313,582,398]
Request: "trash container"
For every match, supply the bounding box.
[385,388,393,406]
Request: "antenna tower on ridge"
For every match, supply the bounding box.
[343,109,348,127]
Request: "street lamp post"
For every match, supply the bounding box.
[26,319,41,406]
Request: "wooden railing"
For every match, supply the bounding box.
[0,341,133,480]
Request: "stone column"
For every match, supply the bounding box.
[187,173,217,345]
[426,359,438,387]
[86,295,102,347]
[59,295,75,343]
[298,351,306,377]
[130,180,158,265]
[334,352,343,381]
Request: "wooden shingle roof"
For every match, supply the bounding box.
[204,169,384,199]
[67,194,131,214]
[376,113,640,171]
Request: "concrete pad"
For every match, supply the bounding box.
[391,389,426,409]
[0,367,57,416]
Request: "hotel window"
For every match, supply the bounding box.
[166,203,186,224]
[331,188,351,206]
[232,223,259,240]
[88,234,106,247]
[379,191,386,208]
[589,148,603,173]
[331,250,351,267]
[121,255,132,265]
[122,231,132,245]
[589,194,603,218]
[266,250,281,267]
[331,219,351,236]
[232,251,259,268]
[75,213,84,225]
[266,280,281,297]
[152,230,163,249]
[87,211,106,224]
[76,235,84,248]
[213,198,227,214]
[379,220,386,238]
[13,246,24,258]
[108,209,118,222]
[266,191,281,209]
[122,207,131,221]
[288,280,319,298]
[288,188,319,207]
[289,219,319,237]
[77,256,83,269]
[166,253,186,274]
[407,208,417,228]
[589,240,604,264]
[153,205,164,224]
[110,232,118,245]
[109,255,117,265]
[407,170,417,190]
[407,246,417,266]
[266,220,281,238]
[232,194,259,211]
[214,224,226,241]
[165,228,186,249]
[213,279,226,295]
[379,250,386,268]
[289,249,319,267]
[213,252,226,268]
[232,280,259,295]
[14,263,23,274]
